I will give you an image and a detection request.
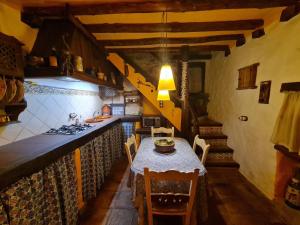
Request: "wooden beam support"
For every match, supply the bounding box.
[106,45,230,54]
[225,48,231,57]
[87,21,263,33]
[280,3,300,21]
[252,28,265,39]
[22,0,297,17]
[172,54,212,61]
[99,34,244,46]
[236,35,246,47]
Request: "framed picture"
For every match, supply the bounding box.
[259,80,271,104]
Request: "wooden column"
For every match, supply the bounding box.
[180,46,189,138]
[74,148,85,212]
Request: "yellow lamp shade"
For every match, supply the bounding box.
[158,64,176,91]
[157,90,170,101]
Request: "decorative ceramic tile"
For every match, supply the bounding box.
[15,128,35,142]
[25,82,99,96]
[0,83,103,147]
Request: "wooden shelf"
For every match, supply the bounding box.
[0,100,27,125]
[25,66,122,89]
[280,82,300,92]
[275,145,300,162]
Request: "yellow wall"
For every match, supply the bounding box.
[142,97,161,115]
[0,2,37,52]
[206,15,300,199]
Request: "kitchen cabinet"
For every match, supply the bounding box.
[0,32,27,125]
[0,116,139,224]
[25,19,123,89]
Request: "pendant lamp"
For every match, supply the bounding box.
[157,11,176,97]
[157,90,170,101]
[158,64,176,91]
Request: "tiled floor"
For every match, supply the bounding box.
[79,158,288,225]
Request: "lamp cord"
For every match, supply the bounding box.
[161,10,168,65]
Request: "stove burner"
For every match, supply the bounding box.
[45,124,93,135]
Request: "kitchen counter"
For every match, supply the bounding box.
[135,127,151,134]
[0,115,140,189]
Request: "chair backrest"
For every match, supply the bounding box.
[151,126,174,137]
[192,134,210,165]
[144,168,199,225]
[124,134,137,165]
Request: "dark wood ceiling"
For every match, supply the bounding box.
[18,0,300,58]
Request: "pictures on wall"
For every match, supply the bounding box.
[259,80,271,104]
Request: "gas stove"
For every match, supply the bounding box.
[45,124,93,135]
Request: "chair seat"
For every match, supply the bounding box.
[152,202,188,215]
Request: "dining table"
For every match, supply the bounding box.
[130,137,208,225]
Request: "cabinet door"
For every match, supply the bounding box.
[0,32,24,78]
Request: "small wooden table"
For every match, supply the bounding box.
[130,137,208,225]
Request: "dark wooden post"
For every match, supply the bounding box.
[180,45,189,139]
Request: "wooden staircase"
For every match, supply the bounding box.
[108,53,182,131]
[198,118,239,168]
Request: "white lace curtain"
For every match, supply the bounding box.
[271,92,300,155]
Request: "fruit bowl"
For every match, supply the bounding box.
[154,138,175,154]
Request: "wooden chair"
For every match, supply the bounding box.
[144,168,199,225]
[192,135,210,165]
[151,126,174,137]
[124,134,138,165]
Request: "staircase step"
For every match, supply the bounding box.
[206,159,240,168]
[199,126,223,136]
[198,118,223,127]
[209,146,234,153]
[199,134,228,139]
[205,139,228,147]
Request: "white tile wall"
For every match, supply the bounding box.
[0,85,103,146]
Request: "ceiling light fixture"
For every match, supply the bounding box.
[157,11,176,101]
[157,90,170,101]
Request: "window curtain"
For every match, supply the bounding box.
[271,92,300,155]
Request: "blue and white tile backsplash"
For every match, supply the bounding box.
[0,79,103,146]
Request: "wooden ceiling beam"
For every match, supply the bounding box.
[99,34,245,47]
[280,2,300,21]
[86,20,263,33]
[252,28,265,38]
[106,45,231,56]
[22,0,298,16]
[172,54,213,61]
